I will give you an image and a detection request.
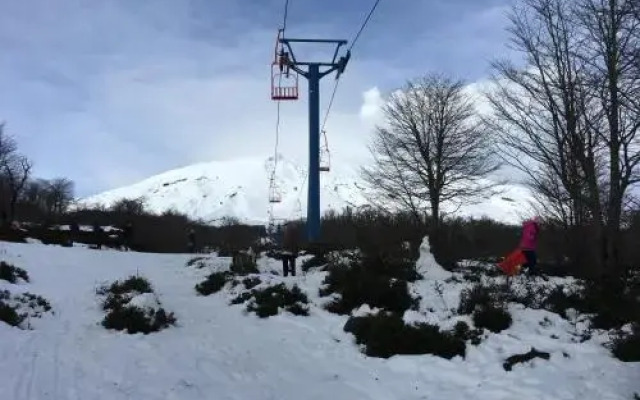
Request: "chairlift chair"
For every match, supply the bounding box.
[319,130,330,172]
[268,186,282,203]
[268,174,282,203]
[271,62,299,100]
[271,30,299,101]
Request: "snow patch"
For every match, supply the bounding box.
[128,292,161,311]
[352,304,382,317]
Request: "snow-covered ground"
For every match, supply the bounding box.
[0,240,637,400]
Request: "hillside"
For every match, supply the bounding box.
[79,155,534,225]
[0,240,637,399]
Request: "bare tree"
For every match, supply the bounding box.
[0,123,16,222]
[0,124,33,222]
[361,133,428,224]
[1,155,33,222]
[485,0,609,270]
[22,179,45,206]
[45,178,75,215]
[577,0,640,270]
[361,73,501,237]
[111,197,146,216]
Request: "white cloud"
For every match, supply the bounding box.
[359,87,385,126]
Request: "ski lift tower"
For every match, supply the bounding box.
[271,31,350,242]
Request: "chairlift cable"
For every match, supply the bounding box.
[318,0,382,154]
[293,171,308,220]
[271,0,291,185]
[349,0,382,52]
[320,78,340,134]
[282,0,290,32]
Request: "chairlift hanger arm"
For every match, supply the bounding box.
[284,63,336,78]
[281,38,348,44]
[281,55,350,79]
[278,37,350,77]
[330,42,346,64]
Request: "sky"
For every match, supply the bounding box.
[0,0,521,198]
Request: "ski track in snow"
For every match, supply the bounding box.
[0,241,638,400]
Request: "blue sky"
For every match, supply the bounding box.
[0,0,519,197]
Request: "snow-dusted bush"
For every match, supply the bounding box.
[539,284,587,318]
[195,272,232,296]
[0,226,27,243]
[472,305,512,333]
[0,261,29,283]
[452,321,483,345]
[98,275,176,334]
[0,300,22,327]
[458,283,513,333]
[319,252,420,315]
[0,289,52,329]
[230,253,258,275]
[102,301,176,334]
[529,275,639,330]
[301,253,327,272]
[457,283,508,315]
[610,323,640,362]
[99,275,152,297]
[232,283,309,318]
[583,276,639,330]
[12,292,52,315]
[186,256,208,269]
[240,276,261,290]
[343,313,466,359]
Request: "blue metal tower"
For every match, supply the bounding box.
[272,35,350,242]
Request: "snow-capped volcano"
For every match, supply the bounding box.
[79,155,534,226]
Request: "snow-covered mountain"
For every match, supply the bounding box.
[79,155,534,225]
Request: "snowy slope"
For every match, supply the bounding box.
[79,155,534,226]
[0,240,638,400]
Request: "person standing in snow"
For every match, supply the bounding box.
[93,222,103,249]
[519,216,540,274]
[122,220,133,251]
[280,222,299,277]
[187,228,196,253]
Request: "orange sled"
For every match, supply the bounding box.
[497,249,527,276]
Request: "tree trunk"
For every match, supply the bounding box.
[603,0,623,273]
[9,191,18,222]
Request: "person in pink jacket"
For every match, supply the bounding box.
[519,216,540,273]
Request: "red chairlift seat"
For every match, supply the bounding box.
[271,62,299,100]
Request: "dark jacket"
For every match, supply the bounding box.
[281,224,299,255]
